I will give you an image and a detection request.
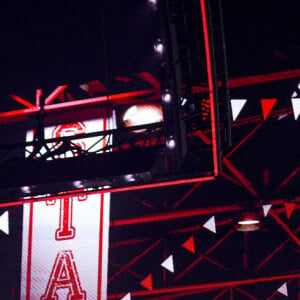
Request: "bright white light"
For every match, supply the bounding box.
[21,186,31,194]
[122,103,163,132]
[238,220,260,225]
[148,0,157,8]
[124,174,136,182]
[166,138,176,149]
[162,92,171,103]
[154,40,163,54]
[73,181,84,188]
[181,97,188,106]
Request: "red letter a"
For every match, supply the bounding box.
[41,250,86,300]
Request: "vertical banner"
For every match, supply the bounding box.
[22,116,114,299]
[20,192,110,299]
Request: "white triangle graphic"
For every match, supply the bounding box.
[291,98,300,120]
[121,292,131,300]
[277,282,288,297]
[0,211,9,235]
[203,216,216,233]
[161,255,174,273]
[231,99,247,121]
[263,204,272,217]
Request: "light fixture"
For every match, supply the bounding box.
[235,212,261,232]
[162,90,171,103]
[166,137,176,149]
[154,39,164,54]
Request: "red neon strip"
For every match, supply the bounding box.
[200,0,219,176]
[108,274,300,298]
[111,204,241,227]
[10,95,35,109]
[26,202,34,300]
[193,69,300,93]
[45,85,68,105]
[109,260,143,280]
[213,288,230,300]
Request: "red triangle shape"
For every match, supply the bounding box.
[261,99,277,120]
[140,274,153,291]
[284,203,296,219]
[182,236,195,253]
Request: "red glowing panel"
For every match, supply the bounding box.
[20,192,111,299]
[122,103,163,132]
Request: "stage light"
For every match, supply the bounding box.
[235,212,261,232]
[21,186,31,194]
[124,174,136,182]
[180,97,188,106]
[162,90,171,103]
[166,137,176,149]
[154,39,164,54]
[122,103,163,132]
[148,0,157,8]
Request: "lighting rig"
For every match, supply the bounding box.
[0,0,229,201]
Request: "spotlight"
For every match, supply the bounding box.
[148,0,157,8]
[154,39,164,54]
[162,90,171,103]
[166,137,176,149]
[235,212,261,232]
[180,97,188,106]
[21,186,31,194]
[124,174,136,182]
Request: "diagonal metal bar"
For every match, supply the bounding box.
[223,157,260,197]
[109,259,143,280]
[227,122,264,158]
[275,166,300,193]
[234,286,258,300]
[270,210,300,248]
[172,229,234,283]
[255,227,300,272]
[107,273,300,299]
[172,182,203,208]
[108,239,162,283]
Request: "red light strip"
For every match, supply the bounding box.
[200,0,219,176]
[233,286,258,300]
[45,85,68,105]
[10,95,36,109]
[193,68,300,93]
[107,274,300,298]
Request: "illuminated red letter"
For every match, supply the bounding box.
[56,198,75,240]
[41,250,86,300]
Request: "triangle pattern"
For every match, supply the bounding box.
[203,216,216,233]
[0,211,9,235]
[291,98,300,120]
[230,99,247,121]
[121,292,131,300]
[262,204,272,217]
[140,274,153,291]
[161,255,174,273]
[261,99,277,120]
[182,236,195,253]
[284,202,296,219]
[277,282,288,297]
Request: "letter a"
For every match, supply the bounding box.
[41,250,86,300]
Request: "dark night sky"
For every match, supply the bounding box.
[0,0,299,106]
